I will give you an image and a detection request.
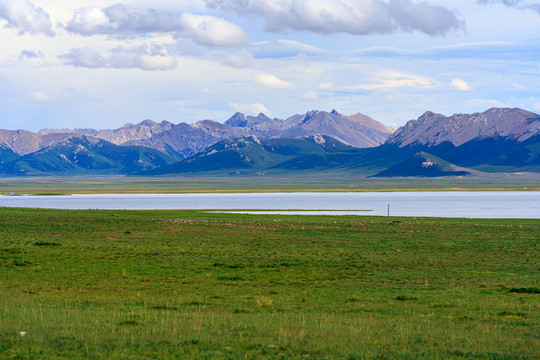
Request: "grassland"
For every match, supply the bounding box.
[1,174,540,194]
[0,207,538,359]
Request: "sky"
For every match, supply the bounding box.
[1,0,540,131]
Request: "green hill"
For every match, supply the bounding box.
[135,135,360,175]
[0,145,19,165]
[0,137,179,176]
[371,152,472,177]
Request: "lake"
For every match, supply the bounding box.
[1,191,540,218]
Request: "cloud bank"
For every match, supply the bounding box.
[66,3,249,47]
[66,4,180,35]
[204,0,464,36]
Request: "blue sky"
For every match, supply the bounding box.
[1,0,539,131]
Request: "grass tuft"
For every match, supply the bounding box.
[508,287,540,294]
[396,295,418,301]
[256,296,274,308]
[217,275,244,281]
[33,241,61,247]
[118,320,139,326]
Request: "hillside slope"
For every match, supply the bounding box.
[0,136,179,175]
[371,152,472,177]
[135,135,360,176]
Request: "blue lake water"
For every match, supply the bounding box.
[1,191,540,219]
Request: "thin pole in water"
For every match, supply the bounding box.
[387,204,390,217]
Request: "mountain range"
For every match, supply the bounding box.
[36,110,393,159]
[1,107,539,177]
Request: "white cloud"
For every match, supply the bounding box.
[388,0,465,36]
[31,91,54,103]
[229,102,270,115]
[351,79,430,90]
[451,78,474,91]
[66,4,180,36]
[222,50,256,68]
[61,44,177,71]
[204,0,464,36]
[66,7,110,35]
[136,54,177,71]
[0,0,54,35]
[255,73,294,89]
[202,88,216,95]
[60,47,107,68]
[178,13,249,47]
[346,71,435,90]
[169,39,206,56]
[318,82,334,90]
[66,4,249,47]
[19,50,43,59]
[298,90,319,102]
[533,103,540,112]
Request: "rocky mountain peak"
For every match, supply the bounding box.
[138,119,157,127]
[421,111,441,118]
[193,119,226,130]
[388,107,540,147]
[299,110,324,125]
[345,113,395,134]
[280,110,393,147]
[225,112,247,127]
[256,113,271,121]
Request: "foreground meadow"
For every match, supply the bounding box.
[0,208,538,359]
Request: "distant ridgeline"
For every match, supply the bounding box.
[1,107,539,177]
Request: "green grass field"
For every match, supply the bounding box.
[1,174,540,195]
[0,208,538,359]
